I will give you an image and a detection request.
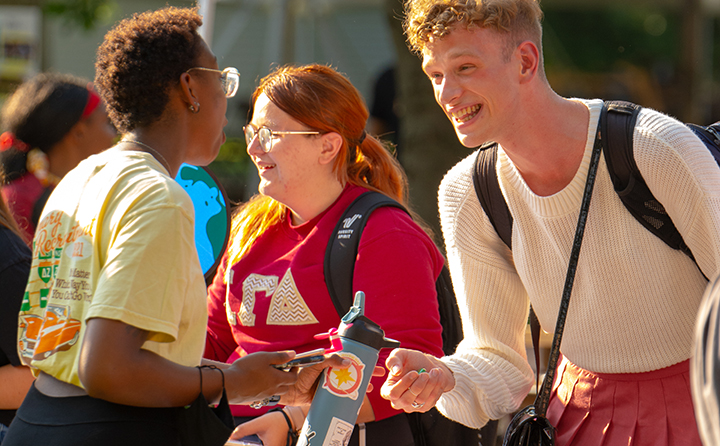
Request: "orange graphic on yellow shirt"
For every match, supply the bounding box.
[322,352,365,400]
[19,304,82,362]
[17,314,44,365]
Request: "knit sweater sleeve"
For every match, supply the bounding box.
[435,152,534,429]
[633,108,720,280]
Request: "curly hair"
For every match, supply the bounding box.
[94,6,203,133]
[0,72,92,180]
[404,0,543,57]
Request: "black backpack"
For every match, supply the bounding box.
[473,100,720,266]
[324,191,494,446]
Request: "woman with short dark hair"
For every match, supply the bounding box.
[3,7,336,446]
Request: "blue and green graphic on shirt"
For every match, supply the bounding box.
[175,164,230,279]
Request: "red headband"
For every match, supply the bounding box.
[81,83,101,120]
[0,132,30,153]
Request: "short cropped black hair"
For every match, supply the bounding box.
[94,6,203,133]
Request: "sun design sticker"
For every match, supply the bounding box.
[322,352,365,400]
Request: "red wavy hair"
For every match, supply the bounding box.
[227,64,409,267]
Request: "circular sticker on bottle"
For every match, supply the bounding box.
[322,352,366,400]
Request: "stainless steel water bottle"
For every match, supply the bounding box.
[296,291,399,446]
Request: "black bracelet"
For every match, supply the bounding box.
[269,407,299,446]
[197,365,225,399]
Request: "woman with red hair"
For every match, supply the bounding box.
[205,64,445,446]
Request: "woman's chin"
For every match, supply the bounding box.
[257,182,275,199]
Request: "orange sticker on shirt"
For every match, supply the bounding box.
[321,352,365,400]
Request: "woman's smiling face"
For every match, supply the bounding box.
[246,93,324,207]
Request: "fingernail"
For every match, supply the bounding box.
[392,365,401,375]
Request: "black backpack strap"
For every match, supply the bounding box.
[687,122,720,153]
[324,191,464,357]
[471,143,546,389]
[472,142,513,250]
[601,100,693,259]
[435,263,463,356]
[324,191,408,316]
[601,100,642,195]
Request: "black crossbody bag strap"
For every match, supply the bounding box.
[533,115,604,415]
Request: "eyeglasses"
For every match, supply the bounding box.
[186,67,240,98]
[243,124,320,153]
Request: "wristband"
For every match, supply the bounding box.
[269,407,299,446]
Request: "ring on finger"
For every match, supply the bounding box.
[411,401,424,409]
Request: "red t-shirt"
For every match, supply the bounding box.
[205,184,445,420]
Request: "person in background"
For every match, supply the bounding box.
[204,63,445,446]
[3,8,341,446]
[0,72,117,242]
[380,1,715,445]
[0,170,33,443]
[368,67,400,155]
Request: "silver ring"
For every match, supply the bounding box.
[411,401,424,409]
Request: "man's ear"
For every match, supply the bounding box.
[318,132,343,165]
[517,40,540,83]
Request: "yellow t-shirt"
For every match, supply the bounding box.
[17,147,207,387]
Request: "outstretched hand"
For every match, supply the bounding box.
[224,351,298,405]
[380,348,454,413]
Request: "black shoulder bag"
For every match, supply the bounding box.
[502,120,603,446]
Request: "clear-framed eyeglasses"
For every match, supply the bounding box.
[186,67,240,98]
[243,123,321,153]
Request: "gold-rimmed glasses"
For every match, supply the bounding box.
[243,124,321,153]
[186,67,239,98]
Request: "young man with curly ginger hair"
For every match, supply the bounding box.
[381,1,715,445]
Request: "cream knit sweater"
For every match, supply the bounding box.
[436,99,720,428]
